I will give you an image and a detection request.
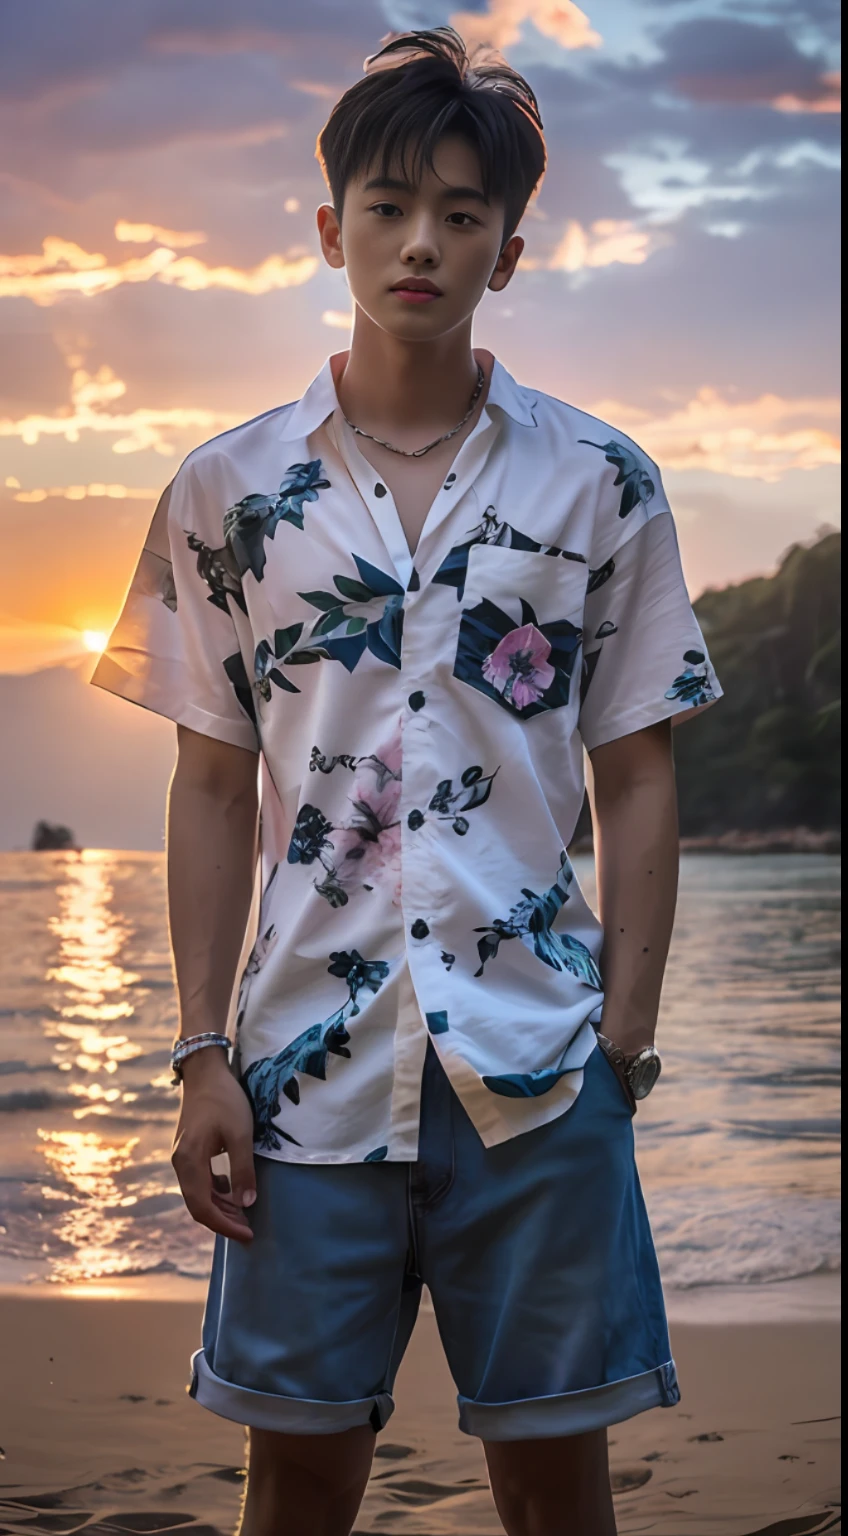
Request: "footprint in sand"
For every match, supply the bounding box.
[743,1514,841,1536]
[688,1431,724,1442]
[373,1443,415,1460]
[84,1522,224,1534]
[610,1466,652,1494]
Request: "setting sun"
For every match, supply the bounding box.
[82,630,108,654]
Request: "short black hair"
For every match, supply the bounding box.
[316,26,546,245]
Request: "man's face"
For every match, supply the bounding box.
[319,134,521,340]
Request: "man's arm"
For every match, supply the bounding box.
[588,719,679,1055]
[168,724,260,1243]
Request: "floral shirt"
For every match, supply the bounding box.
[93,354,721,1164]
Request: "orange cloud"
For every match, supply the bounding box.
[0,236,318,306]
[114,220,207,247]
[321,309,353,329]
[772,72,841,113]
[450,0,601,50]
[589,388,841,481]
[523,218,663,273]
[12,483,160,503]
[0,363,240,456]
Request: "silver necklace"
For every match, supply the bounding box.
[342,361,485,458]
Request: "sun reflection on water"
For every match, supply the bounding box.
[39,852,148,1281]
[45,852,141,1085]
[38,1128,141,1281]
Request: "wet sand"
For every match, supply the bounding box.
[0,1293,840,1534]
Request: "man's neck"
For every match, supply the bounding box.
[334,311,482,449]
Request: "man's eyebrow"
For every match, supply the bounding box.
[363,175,490,205]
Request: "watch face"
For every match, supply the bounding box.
[630,1049,662,1100]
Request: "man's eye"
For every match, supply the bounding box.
[447,212,477,227]
[371,202,402,217]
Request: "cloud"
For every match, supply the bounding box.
[114,220,206,247]
[605,141,770,225]
[321,309,353,329]
[641,18,840,114]
[772,72,841,114]
[449,0,601,52]
[523,217,663,272]
[0,235,318,305]
[0,362,240,456]
[591,388,841,481]
[12,483,160,503]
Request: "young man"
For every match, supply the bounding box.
[93,26,720,1536]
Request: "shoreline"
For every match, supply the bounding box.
[0,1269,840,1323]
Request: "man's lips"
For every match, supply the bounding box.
[390,279,442,303]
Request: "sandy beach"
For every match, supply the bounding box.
[0,1289,840,1535]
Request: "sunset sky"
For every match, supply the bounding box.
[0,0,840,679]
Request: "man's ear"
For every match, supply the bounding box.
[488,234,524,293]
[317,203,345,270]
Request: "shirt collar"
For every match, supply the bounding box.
[279,351,538,442]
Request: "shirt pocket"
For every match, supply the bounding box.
[452,544,586,721]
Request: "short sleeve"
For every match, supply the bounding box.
[578,507,722,753]
[91,458,259,752]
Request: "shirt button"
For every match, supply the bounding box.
[408,691,425,712]
[411,919,430,940]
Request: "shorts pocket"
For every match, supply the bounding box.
[596,1042,637,1116]
[452,545,585,721]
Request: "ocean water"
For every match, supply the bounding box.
[0,850,840,1299]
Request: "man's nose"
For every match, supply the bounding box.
[399,216,440,266]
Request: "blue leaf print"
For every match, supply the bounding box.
[288,556,405,673]
[186,533,246,614]
[242,1020,351,1149]
[241,949,390,1150]
[364,1145,389,1162]
[287,805,334,866]
[434,506,587,600]
[254,632,303,702]
[587,557,615,593]
[665,650,716,707]
[222,651,257,727]
[474,850,602,987]
[483,1067,571,1098]
[578,439,655,519]
[482,1027,586,1099]
[223,460,330,582]
[326,949,391,1011]
[409,763,499,835]
[353,555,405,599]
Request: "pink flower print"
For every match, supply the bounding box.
[329,718,403,905]
[482,624,555,710]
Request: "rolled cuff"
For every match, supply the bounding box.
[189,1349,394,1434]
[458,1359,680,1441]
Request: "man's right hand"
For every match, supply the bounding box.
[171,1047,257,1244]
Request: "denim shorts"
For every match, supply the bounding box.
[190,1039,680,1441]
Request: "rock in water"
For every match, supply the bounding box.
[31,820,80,851]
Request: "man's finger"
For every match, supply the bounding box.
[191,1192,254,1243]
[227,1139,258,1211]
[175,1159,253,1243]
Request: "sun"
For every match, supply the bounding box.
[82,630,108,654]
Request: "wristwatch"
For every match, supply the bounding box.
[596,1032,662,1106]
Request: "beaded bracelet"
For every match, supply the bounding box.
[170,1032,232,1084]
